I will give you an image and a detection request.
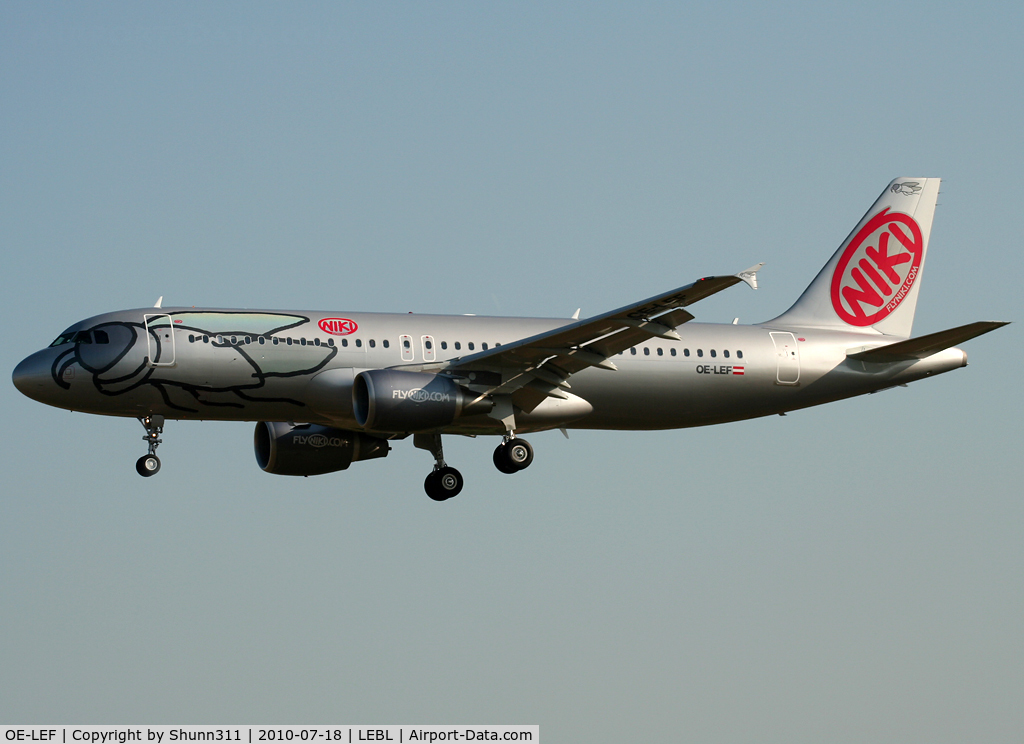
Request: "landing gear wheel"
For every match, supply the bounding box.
[506,439,534,470]
[425,466,464,501]
[494,439,533,473]
[136,454,161,477]
[493,445,519,474]
[137,415,165,478]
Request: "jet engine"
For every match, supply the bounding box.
[353,369,493,432]
[254,422,390,476]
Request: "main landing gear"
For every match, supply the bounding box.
[415,432,464,502]
[493,436,534,474]
[136,414,164,477]
[414,431,535,501]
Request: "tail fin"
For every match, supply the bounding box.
[767,178,941,338]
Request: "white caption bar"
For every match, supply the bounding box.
[1,728,538,744]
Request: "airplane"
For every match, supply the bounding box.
[12,178,1008,500]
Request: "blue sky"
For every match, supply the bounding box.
[2,3,1021,741]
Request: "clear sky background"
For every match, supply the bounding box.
[2,2,1021,741]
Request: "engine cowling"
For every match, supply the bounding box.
[353,369,492,432]
[254,422,389,476]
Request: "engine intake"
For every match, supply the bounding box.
[254,422,389,476]
[353,370,492,432]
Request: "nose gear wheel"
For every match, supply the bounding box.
[136,454,161,476]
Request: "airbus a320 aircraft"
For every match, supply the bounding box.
[13,178,1007,500]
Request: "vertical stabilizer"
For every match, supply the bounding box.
[766,178,940,338]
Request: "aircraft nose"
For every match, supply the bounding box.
[12,350,54,402]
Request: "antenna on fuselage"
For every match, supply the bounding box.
[154,296,163,308]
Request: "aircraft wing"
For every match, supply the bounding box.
[404,264,762,411]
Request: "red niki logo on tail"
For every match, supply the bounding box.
[830,208,924,326]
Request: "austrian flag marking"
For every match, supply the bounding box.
[318,317,358,336]
[733,366,745,375]
[830,208,924,326]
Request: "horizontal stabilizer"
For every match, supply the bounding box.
[846,321,1009,362]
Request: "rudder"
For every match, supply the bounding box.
[767,178,940,338]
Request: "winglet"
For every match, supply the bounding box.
[571,308,581,320]
[154,296,163,308]
[736,263,764,290]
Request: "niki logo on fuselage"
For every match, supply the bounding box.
[830,208,924,326]
[318,318,358,336]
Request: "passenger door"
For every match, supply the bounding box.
[144,314,176,367]
[769,331,800,384]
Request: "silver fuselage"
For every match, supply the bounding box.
[12,306,967,435]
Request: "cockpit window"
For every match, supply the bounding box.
[49,332,76,347]
[76,331,93,344]
[93,330,109,344]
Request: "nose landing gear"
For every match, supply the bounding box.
[493,436,534,474]
[136,415,165,477]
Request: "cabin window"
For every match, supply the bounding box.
[231,336,237,344]
[203,335,210,343]
[356,339,362,348]
[328,339,335,347]
[369,339,375,348]
[723,349,729,358]
[258,336,266,345]
[630,347,637,355]
[482,342,488,350]
[737,350,744,359]
[286,338,292,346]
[643,347,650,356]
[426,339,433,350]
[301,338,307,346]
[403,338,411,349]
[670,348,676,357]
[455,342,461,350]
[710,349,716,358]
[683,348,690,357]
[315,338,322,347]
[468,342,475,350]
[441,341,448,350]
[657,348,663,356]
[697,349,703,357]
[341,338,348,347]
[382,339,389,348]
[188,334,195,343]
